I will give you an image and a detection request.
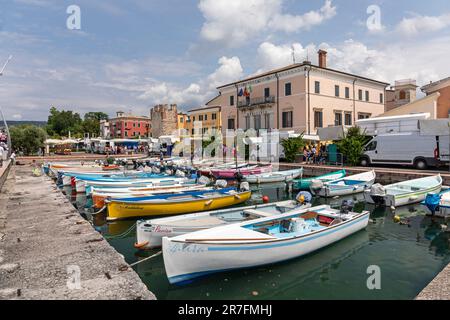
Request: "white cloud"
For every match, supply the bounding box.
[254,38,450,87]
[396,13,450,36]
[12,114,23,120]
[198,0,336,46]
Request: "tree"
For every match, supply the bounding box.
[336,127,371,166]
[281,135,305,162]
[82,112,109,138]
[10,125,47,155]
[46,107,83,137]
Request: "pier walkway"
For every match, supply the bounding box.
[0,165,155,300]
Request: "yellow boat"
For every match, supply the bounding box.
[106,188,252,221]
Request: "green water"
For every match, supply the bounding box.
[65,185,450,300]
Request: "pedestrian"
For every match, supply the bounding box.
[303,147,308,163]
[0,144,3,167]
[311,145,317,164]
[10,151,16,165]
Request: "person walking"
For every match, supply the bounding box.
[0,144,4,167]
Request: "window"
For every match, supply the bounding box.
[192,116,195,122]
[204,114,208,121]
[335,112,342,126]
[202,128,208,134]
[264,87,270,97]
[345,113,352,126]
[314,111,323,128]
[212,113,217,120]
[179,117,184,123]
[365,91,369,102]
[315,81,320,94]
[380,93,384,104]
[399,90,406,100]
[365,141,377,152]
[358,113,371,120]
[230,95,235,106]
[245,115,251,129]
[345,87,350,99]
[264,114,271,129]
[227,118,235,130]
[125,131,128,137]
[282,111,293,128]
[191,128,194,135]
[254,115,261,130]
[199,115,203,121]
[138,123,141,127]
[358,89,363,101]
[335,85,340,97]
[285,83,292,96]
[133,123,136,127]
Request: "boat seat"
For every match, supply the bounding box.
[300,211,318,220]
[243,209,274,218]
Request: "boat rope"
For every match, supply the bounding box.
[103,222,137,240]
[129,251,162,267]
[92,206,107,215]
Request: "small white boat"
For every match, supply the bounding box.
[364,175,442,207]
[162,204,370,284]
[135,199,311,249]
[310,170,376,198]
[244,168,303,184]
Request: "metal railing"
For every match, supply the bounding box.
[238,96,275,108]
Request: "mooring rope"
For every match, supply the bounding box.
[91,205,107,215]
[129,251,162,267]
[104,222,137,240]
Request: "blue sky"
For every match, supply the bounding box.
[1,0,450,120]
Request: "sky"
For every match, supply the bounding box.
[1,0,450,120]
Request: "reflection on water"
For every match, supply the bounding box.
[63,183,450,300]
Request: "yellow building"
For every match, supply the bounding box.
[176,112,190,136]
[187,106,222,137]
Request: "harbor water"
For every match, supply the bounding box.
[65,183,450,300]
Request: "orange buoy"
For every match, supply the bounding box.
[134,241,150,249]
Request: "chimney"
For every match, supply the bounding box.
[318,49,327,68]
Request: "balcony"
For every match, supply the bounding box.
[238,95,275,108]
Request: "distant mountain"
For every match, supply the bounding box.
[6,120,47,127]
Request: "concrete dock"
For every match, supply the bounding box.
[0,165,155,300]
[416,264,450,300]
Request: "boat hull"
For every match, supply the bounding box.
[244,169,303,184]
[136,200,306,249]
[311,180,375,197]
[106,191,252,221]
[293,170,346,190]
[364,184,442,207]
[162,211,370,284]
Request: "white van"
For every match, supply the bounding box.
[360,132,449,170]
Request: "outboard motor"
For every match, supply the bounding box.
[310,180,324,193]
[239,182,250,192]
[425,193,441,215]
[215,179,228,189]
[198,176,211,185]
[235,172,244,184]
[340,200,354,214]
[175,170,186,178]
[152,166,161,174]
[369,184,387,206]
[296,191,312,204]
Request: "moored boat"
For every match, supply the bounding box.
[210,164,273,179]
[424,189,450,217]
[310,170,376,198]
[293,169,346,190]
[364,175,442,207]
[105,185,252,221]
[243,168,303,184]
[135,194,312,249]
[162,203,370,284]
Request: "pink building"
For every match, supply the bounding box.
[208,50,389,136]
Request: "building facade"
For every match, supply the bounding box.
[385,79,418,112]
[99,119,110,139]
[150,104,178,138]
[187,106,222,137]
[421,76,450,118]
[109,111,150,139]
[209,50,389,135]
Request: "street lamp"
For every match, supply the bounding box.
[0,55,13,158]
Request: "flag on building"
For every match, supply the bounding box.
[238,88,244,97]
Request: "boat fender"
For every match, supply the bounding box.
[393,215,401,223]
[215,179,228,189]
[134,241,150,249]
[262,195,270,203]
[240,182,250,192]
